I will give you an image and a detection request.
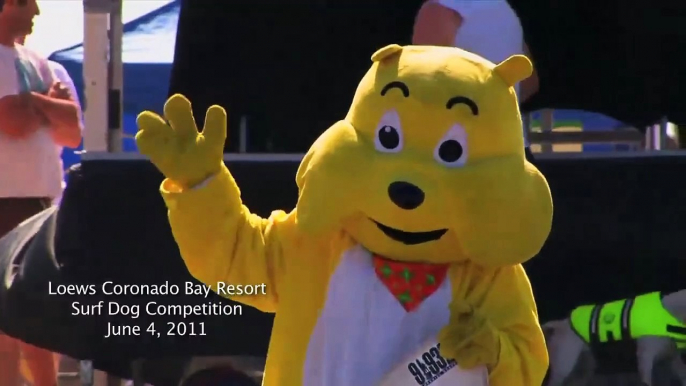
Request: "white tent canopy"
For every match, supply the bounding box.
[50,0,179,157]
[28,0,174,153]
[28,0,172,57]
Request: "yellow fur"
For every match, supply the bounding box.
[136,44,552,385]
[298,45,551,266]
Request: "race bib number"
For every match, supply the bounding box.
[379,340,489,386]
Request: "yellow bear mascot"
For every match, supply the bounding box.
[136,44,553,386]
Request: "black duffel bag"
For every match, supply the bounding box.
[0,205,192,384]
[0,206,99,356]
[0,163,273,385]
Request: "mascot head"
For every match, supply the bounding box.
[294,44,552,267]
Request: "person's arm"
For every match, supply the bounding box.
[50,62,84,127]
[0,94,42,138]
[30,91,81,148]
[412,0,463,46]
[520,43,540,103]
[63,79,84,128]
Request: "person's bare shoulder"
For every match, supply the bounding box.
[412,1,463,46]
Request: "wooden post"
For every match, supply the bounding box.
[540,109,554,153]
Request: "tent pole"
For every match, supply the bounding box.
[80,0,125,380]
[105,6,125,382]
[82,0,123,154]
[82,0,110,152]
[108,0,123,152]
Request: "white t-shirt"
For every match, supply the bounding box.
[436,0,528,145]
[0,43,63,199]
[49,60,84,128]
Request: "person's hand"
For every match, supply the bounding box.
[47,81,72,100]
[135,94,227,188]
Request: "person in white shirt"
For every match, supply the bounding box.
[412,0,539,161]
[16,34,85,201]
[0,0,81,385]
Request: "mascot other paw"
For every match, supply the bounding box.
[138,44,552,386]
[438,303,500,369]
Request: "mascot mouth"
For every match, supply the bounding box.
[372,219,447,245]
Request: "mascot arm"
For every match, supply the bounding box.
[469,264,548,386]
[161,165,289,313]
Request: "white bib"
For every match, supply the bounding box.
[379,339,489,386]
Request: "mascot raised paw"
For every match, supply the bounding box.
[137,44,553,386]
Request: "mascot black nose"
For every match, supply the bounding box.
[388,181,425,210]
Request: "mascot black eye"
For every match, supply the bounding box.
[374,110,404,153]
[434,124,468,167]
[437,140,463,162]
[377,125,400,149]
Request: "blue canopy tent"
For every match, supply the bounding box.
[49,0,180,169]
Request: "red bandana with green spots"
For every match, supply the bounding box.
[372,254,450,312]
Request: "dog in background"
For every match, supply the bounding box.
[542,290,686,386]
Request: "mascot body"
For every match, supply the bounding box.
[136,45,553,386]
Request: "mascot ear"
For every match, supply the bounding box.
[493,55,533,87]
[371,44,404,63]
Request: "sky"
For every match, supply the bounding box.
[26,0,174,57]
